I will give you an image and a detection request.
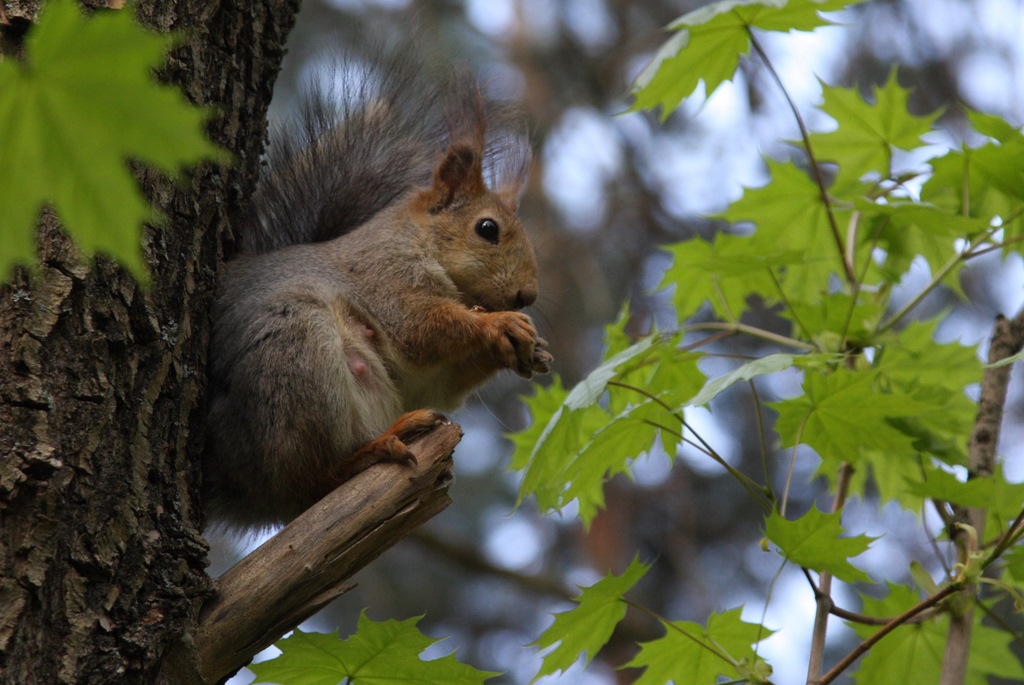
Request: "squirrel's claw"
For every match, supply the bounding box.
[529,337,552,375]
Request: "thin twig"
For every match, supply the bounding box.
[681,329,735,351]
[802,566,820,595]
[780,411,810,517]
[603,378,758,496]
[839,215,889,350]
[984,505,1024,568]
[622,599,732,665]
[768,267,814,343]
[963,231,1024,260]
[607,380,684,421]
[816,583,962,685]
[712,278,739,322]
[744,26,854,284]
[684,321,817,351]
[829,600,941,626]
[877,225,1007,335]
[877,247,965,335]
[930,498,956,531]
[636,417,773,510]
[806,462,854,684]
[800,565,940,625]
[749,381,773,494]
[604,380,773,509]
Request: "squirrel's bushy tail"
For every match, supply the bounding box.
[244,48,531,255]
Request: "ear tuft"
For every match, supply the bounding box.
[425,143,485,212]
[438,145,481,190]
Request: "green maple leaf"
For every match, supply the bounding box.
[514,336,656,499]
[852,446,930,511]
[866,317,980,483]
[875,317,982,393]
[719,158,852,300]
[855,201,986,294]
[0,0,225,282]
[851,584,1024,685]
[562,416,662,525]
[561,384,704,526]
[914,463,1024,533]
[901,461,1024,534]
[965,622,1024,685]
[905,466,991,509]
[531,558,649,681]
[921,113,1024,242]
[855,387,973,507]
[772,369,934,468]
[969,109,1024,145]
[515,336,705,524]
[1001,546,1024,601]
[606,332,698,415]
[599,303,640,360]
[249,616,497,685]
[507,376,572,471]
[686,353,798,407]
[808,69,941,190]
[631,0,865,118]
[660,232,800,321]
[765,507,875,583]
[884,386,973,462]
[625,607,774,685]
[781,292,884,348]
[513,396,609,516]
[560,335,660,410]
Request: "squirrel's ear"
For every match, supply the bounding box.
[496,187,523,213]
[421,143,486,212]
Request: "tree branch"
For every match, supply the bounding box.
[817,583,962,685]
[940,308,1024,685]
[192,421,462,684]
[684,321,818,351]
[806,462,854,685]
[800,565,940,626]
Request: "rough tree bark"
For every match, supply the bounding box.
[0,0,299,682]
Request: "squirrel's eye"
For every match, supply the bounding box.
[475,218,500,244]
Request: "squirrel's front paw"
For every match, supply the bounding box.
[483,311,539,378]
[532,337,553,375]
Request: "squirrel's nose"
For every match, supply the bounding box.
[514,287,537,309]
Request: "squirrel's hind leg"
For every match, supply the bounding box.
[331,409,446,481]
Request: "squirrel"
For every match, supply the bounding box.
[202,56,552,530]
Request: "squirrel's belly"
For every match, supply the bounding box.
[343,317,378,381]
[329,306,404,435]
[398,363,468,413]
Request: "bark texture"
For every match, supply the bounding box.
[0,0,299,682]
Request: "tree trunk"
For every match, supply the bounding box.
[0,0,299,682]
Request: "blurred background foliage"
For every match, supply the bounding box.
[205,1,1024,682]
